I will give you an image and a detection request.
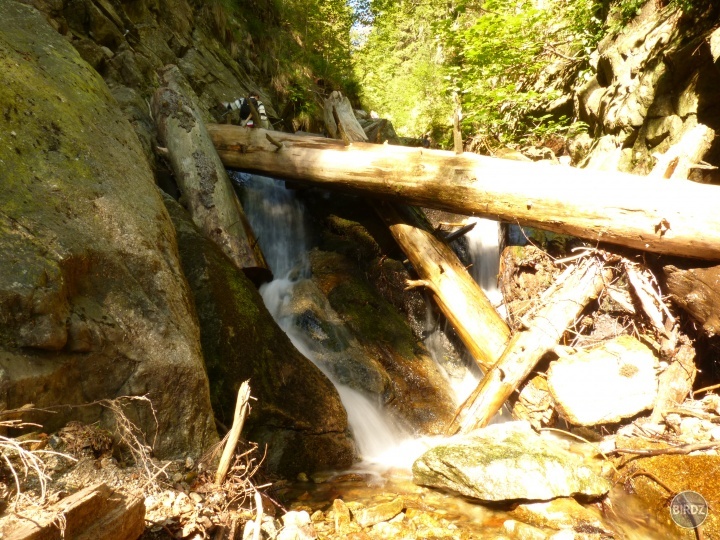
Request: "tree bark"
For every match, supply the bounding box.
[153,88,272,285]
[207,125,720,261]
[321,94,509,372]
[664,263,720,337]
[323,91,368,142]
[447,258,612,434]
[374,202,510,371]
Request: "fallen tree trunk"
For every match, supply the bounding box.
[153,86,271,285]
[447,257,612,434]
[374,202,510,371]
[207,125,720,261]
[322,94,510,371]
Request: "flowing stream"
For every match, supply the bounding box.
[236,174,674,538]
[237,174,413,464]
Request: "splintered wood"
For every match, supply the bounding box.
[7,483,144,540]
[447,257,612,434]
[216,380,252,485]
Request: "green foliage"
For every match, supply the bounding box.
[447,0,603,144]
[202,0,359,128]
[352,0,454,138]
[353,0,605,145]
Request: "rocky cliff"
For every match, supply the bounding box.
[0,0,359,473]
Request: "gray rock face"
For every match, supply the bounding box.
[412,422,610,501]
[0,1,217,457]
[575,4,720,179]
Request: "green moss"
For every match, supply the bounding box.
[164,196,355,474]
[620,455,720,539]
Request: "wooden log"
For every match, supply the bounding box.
[321,95,509,372]
[206,125,720,261]
[215,380,251,484]
[448,258,612,434]
[153,86,272,285]
[7,483,145,540]
[374,202,510,371]
[664,263,720,337]
[650,124,716,180]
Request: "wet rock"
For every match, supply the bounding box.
[0,1,217,457]
[350,497,404,528]
[510,498,609,534]
[165,197,356,476]
[309,249,456,434]
[412,422,610,501]
[547,335,658,426]
[276,277,390,395]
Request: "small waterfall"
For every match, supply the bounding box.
[466,217,502,307]
[237,175,507,470]
[236,174,410,463]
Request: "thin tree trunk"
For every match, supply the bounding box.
[153,89,271,285]
[207,125,720,261]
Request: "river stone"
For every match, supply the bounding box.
[547,335,658,426]
[0,1,217,457]
[350,497,404,528]
[510,498,609,533]
[412,422,610,501]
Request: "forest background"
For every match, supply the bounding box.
[207,0,700,149]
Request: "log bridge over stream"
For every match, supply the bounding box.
[153,75,717,435]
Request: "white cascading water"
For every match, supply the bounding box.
[465,217,503,308]
[237,174,411,464]
[237,174,504,469]
[422,217,504,405]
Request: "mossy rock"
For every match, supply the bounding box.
[164,196,356,475]
[309,250,455,434]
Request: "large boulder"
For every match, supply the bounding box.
[309,249,456,435]
[412,422,610,501]
[0,2,217,456]
[164,197,356,475]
